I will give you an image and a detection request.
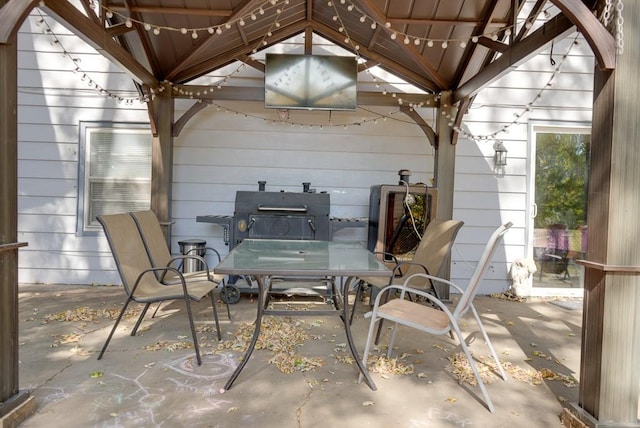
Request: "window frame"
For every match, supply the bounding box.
[76,121,152,235]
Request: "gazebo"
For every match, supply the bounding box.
[1,1,638,426]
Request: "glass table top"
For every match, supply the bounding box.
[215,239,391,277]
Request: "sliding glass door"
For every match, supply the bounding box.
[529,125,590,294]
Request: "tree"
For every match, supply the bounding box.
[535,133,590,230]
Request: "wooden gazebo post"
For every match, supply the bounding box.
[0,0,36,424]
[568,1,640,426]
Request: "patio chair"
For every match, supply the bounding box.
[351,219,463,335]
[97,213,223,366]
[129,209,231,319]
[359,222,512,412]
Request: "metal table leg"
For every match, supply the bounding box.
[223,275,266,391]
[342,276,377,391]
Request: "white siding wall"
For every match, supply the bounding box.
[17,13,149,285]
[16,11,594,294]
[454,35,594,292]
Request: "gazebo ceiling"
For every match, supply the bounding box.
[38,0,613,107]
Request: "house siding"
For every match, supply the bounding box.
[15,11,594,294]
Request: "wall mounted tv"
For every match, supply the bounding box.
[264,54,358,111]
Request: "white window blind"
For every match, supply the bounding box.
[83,127,151,230]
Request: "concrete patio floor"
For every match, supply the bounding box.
[16,283,583,427]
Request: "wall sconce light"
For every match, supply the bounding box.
[493,141,507,176]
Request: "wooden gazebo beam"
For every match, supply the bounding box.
[550,0,615,70]
[42,0,158,87]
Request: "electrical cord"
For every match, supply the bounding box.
[399,179,423,241]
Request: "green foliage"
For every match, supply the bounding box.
[535,133,590,230]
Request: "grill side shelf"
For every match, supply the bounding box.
[330,217,368,234]
[196,215,233,245]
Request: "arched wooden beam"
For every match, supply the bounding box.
[0,0,39,44]
[400,105,437,149]
[173,100,212,137]
[452,96,472,145]
[550,0,615,70]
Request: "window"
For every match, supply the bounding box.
[77,122,152,234]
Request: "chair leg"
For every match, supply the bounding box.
[150,302,163,318]
[374,288,393,345]
[131,303,151,336]
[210,291,222,341]
[451,321,495,413]
[358,309,381,386]
[471,305,507,381]
[386,322,400,359]
[183,296,202,366]
[98,297,133,360]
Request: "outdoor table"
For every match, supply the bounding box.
[215,239,392,391]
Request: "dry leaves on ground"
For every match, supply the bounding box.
[446,352,578,387]
[216,316,324,374]
[42,306,141,323]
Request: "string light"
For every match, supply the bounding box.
[457,34,582,141]
[36,9,150,103]
[92,0,283,40]
[89,0,552,49]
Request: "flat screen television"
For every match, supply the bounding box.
[264,54,357,110]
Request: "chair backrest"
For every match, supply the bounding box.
[129,210,172,268]
[404,219,464,279]
[453,222,512,320]
[98,213,161,297]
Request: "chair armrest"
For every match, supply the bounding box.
[164,255,214,281]
[393,261,429,277]
[366,282,456,320]
[132,266,187,295]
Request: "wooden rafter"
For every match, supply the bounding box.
[476,37,509,53]
[453,12,575,102]
[171,85,436,106]
[550,0,615,70]
[514,0,547,43]
[387,18,502,27]
[312,20,439,92]
[355,0,448,90]
[102,5,232,17]
[164,0,263,81]
[78,0,101,26]
[170,20,308,83]
[452,0,508,88]
[42,0,158,87]
[105,22,136,38]
[122,0,162,76]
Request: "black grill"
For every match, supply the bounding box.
[196,187,346,252]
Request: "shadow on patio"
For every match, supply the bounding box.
[18,284,581,428]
